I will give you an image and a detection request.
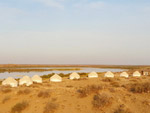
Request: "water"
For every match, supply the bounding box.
[0,67,124,79]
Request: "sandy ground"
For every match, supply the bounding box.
[0,73,150,113]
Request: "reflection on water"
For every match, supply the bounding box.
[0,67,125,79]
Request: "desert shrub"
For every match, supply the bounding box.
[1,87,12,93]
[17,89,31,95]
[109,88,116,93]
[129,82,150,93]
[129,79,138,82]
[73,78,87,81]
[2,96,10,104]
[102,78,114,82]
[92,93,112,109]
[114,105,131,113]
[110,82,120,87]
[11,101,29,113]
[143,99,150,106]
[43,101,58,113]
[66,85,73,88]
[77,85,103,98]
[0,80,2,85]
[38,90,50,98]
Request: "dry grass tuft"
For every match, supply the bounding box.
[43,101,58,113]
[2,96,11,104]
[114,105,131,113]
[92,92,112,109]
[128,82,150,93]
[11,101,29,113]
[77,85,103,98]
[38,90,50,98]
[17,89,31,95]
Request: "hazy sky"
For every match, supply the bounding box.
[0,0,150,65]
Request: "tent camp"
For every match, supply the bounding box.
[133,71,141,77]
[2,77,18,87]
[50,74,62,82]
[88,71,98,78]
[19,76,33,86]
[69,72,80,79]
[120,72,129,78]
[104,71,114,78]
[31,75,42,83]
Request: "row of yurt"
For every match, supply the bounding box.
[1,72,97,87]
[104,71,142,78]
[2,75,42,87]
[1,71,143,87]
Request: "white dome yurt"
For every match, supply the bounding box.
[2,77,18,87]
[133,71,141,77]
[19,76,33,86]
[50,74,62,82]
[88,71,98,78]
[69,72,80,80]
[104,71,114,78]
[31,75,42,83]
[120,72,129,78]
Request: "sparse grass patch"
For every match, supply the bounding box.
[11,101,29,113]
[128,82,150,93]
[17,89,31,95]
[77,85,103,98]
[92,92,112,109]
[38,90,50,98]
[2,96,10,104]
[43,101,58,113]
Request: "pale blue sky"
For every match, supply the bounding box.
[0,0,150,65]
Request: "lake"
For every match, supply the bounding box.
[0,67,125,79]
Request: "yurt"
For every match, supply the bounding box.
[133,71,141,77]
[2,77,18,87]
[88,71,98,78]
[19,76,33,86]
[120,72,129,78]
[104,71,114,78]
[50,74,62,82]
[69,72,80,79]
[31,75,42,83]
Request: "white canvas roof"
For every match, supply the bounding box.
[104,71,114,78]
[88,71,98,78]
[50,74,62,82]
[133,71,141,77]
[69,72,80,79]
[2,77,18,87]
[120,72,129,78]
[19,76,33,86]
[31,75,42,83]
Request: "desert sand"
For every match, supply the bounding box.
[0,72,150,113]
